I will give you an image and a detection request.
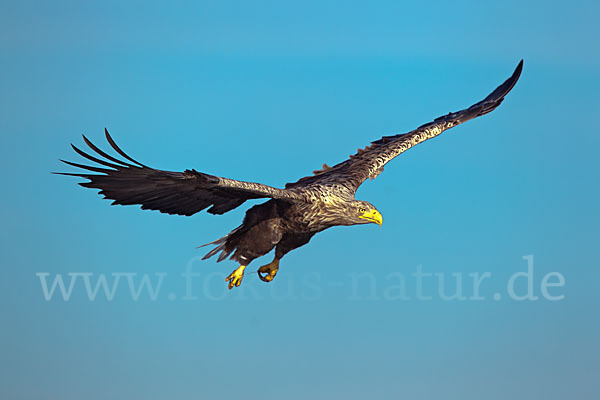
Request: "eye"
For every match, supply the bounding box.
[359,207,366,213]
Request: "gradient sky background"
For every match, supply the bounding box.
[1,1,599,399]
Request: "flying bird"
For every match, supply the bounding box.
[57,60,523,289]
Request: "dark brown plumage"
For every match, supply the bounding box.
[57,60,523,289]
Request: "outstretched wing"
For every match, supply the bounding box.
[57,129,302,216]
[286,60,523,192]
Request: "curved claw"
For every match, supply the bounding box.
[225,265,246,289]
[257,259,279,283]
[258,270,276,282]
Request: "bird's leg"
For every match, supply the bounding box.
[257,257,280,283]
[225,265,246,289]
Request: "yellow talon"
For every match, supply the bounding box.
[225,265,246,289]
[257,258,280,283]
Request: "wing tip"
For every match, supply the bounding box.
[511,58,524,85]
[473,58,524,117]
[103,128,146,168]
[495,59,524,98]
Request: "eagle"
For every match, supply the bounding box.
[57,60,523,289]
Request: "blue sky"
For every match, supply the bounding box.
[1,1,599,399]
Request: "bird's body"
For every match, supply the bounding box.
[204,199,321,265]
[58,60,523,289]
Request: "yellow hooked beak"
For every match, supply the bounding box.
[359,209,383,226]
